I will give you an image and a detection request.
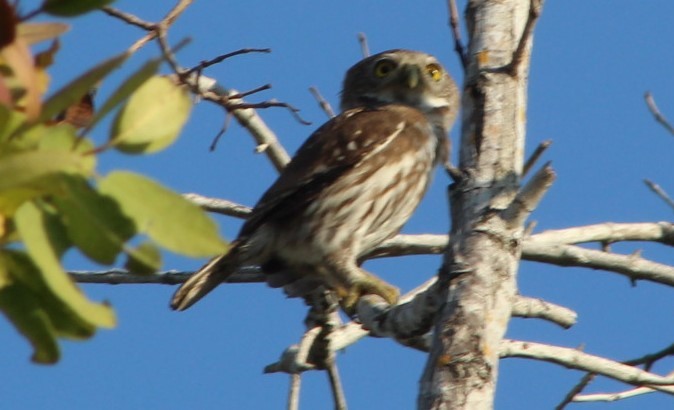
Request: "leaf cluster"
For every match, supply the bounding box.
[0,1,227,363]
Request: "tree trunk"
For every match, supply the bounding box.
[418,0,532,408]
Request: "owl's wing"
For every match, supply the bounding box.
[239,105,432,237]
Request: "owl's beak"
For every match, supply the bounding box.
[400,65,421,89]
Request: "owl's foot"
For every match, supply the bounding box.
[338,276,400,317]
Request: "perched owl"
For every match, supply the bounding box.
[171,49,459,314]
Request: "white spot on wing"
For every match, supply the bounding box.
[358,121,406,164]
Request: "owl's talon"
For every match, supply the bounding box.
[339,278,400,317]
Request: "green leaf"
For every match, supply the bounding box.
[42,0,115,17]
[51,175,135,264]
[4,250,96,340]
[0,283,60,364]
[36,51,128,125]
[14,201,116,329]
[35,123,96,174]
[0,125,94,215]
[85,57,162,134]
[110,76,192,154]
[124,241,161,275]
[99,171,227,257]
[0,105,27,142]
[0,149,89,192]
[0,251,96,340]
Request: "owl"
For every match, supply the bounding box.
[171,49,459,315]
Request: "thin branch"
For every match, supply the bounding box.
[208,113,232,152]
[184,48,272,76]
[573,377,674,403]
[524,241,674,287]
[556,373,596,410]
[101,6,155,30]
[644,91,674,136]
[559,342,674,407]
[357,33,370,57]
[103,3,296,172]
[446,0,468,70]
[502,162,556,228]
[325,361,347,410]
[288,374,301,410]
[227,101,311,125]
[309,86,336,119]
[183,193,252,218]
[205,87,292,171]
[531,221,674,246]
[624,341,674,369]
[512,296,576,328]
[501,339,674,390]
[645,179,674,212]
[228,84,272,100]
[505,0,543,76]
[69,268,264,284]
[264,327,321,374]
[522,139,552,177]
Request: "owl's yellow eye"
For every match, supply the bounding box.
[425,63,443,81]
[373,59,397,78]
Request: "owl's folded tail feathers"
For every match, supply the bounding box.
[170,249,239,311]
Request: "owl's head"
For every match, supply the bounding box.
[340,49,459,132]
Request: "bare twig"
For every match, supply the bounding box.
[184,48,272,76]
[644,91,674,136]
[556,373,596,410]
[69,268,264,284]
[228,84,272,100]
[505,0,543,76]
[558,342,674,407]
[325,361,347,410]
[502,162,556,228]
[524,241,674,287]
[182,193,252,218]
[208,113,232,151]
[501,340,674,390]
[522,139,552,177]
[208,88,291,172]
[357,33,370,57]
[645,179,674,212]
[309,86,336,119]
[446,0,468,70]
[101,6,154,30]
[227,101,311,125]
[512,296,576,328]
[531,221,674,247]
[573,377,674,403]
[288,374,301,410]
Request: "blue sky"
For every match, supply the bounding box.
[3,1,674,409]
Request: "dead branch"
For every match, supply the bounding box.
[446,0,468,69]
[531,221,674,246]
[309,86,336,119]
[644,91,674,136]
[183,193,252,218]
[524,241,674,286]
[502,162,556,228]
[512,296,576,328]
[522,139,552,177]
[506,0,543,76]
[645,179,674,212]
[501,340,674,391]
[357,33,370,57]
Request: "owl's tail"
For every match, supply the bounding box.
[170,245,241,311]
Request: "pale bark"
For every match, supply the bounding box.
[418,1,535,408]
